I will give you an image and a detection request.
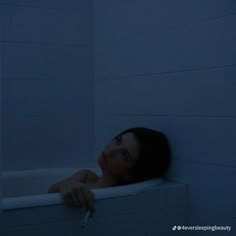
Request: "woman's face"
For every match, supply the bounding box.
[98,132,140,180]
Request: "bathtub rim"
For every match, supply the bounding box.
[1,167,165,211]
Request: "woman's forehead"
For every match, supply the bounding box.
[121,132,139,161]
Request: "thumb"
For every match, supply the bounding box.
[48,184,59,193]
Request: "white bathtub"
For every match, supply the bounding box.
[1,167,164,210]
[0,168,188,236]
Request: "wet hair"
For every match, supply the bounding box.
[114,127,171,184]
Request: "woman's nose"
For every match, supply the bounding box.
[106,147,120,158]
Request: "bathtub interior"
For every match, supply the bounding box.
[2,167,165,199]
[2,168,96,198]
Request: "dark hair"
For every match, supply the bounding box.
[114,127,171,184]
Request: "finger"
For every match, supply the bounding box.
[64,194,75,207]
[48,185,55,192]
[62,193,70,206]
[82,189,95,213]
[48,184,59,193]
[70,190,82,208]
[71,187,87,209]
[80,189,91,211]
[76,187,88,209]
[87,190,96,213]
[69,187,86,209]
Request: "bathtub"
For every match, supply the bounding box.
[0,167,188,236]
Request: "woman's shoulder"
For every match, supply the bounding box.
[70,169,99,183]
[85,169,99,182]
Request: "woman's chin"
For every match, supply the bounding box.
[98,159,108,174]
[97,157,102,166]
[97,155,104,168]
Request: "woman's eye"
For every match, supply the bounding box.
[122,151,128,161]
[116,135,121,144]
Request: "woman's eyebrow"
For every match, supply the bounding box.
[120,135,134,161]
[124,148,132,160]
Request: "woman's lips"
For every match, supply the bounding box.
[102,152,108,162]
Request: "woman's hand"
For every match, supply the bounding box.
[48,179,96,213]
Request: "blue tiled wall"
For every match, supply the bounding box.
[1,0,94,170]
[93,0,236,226]
[1,0,236,229]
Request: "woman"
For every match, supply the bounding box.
[48,127,171,215]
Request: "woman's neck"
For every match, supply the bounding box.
[97,172,120,187]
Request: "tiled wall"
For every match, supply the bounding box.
[1,0,236,229]
[0,0,94,170]
[93,0,236,228]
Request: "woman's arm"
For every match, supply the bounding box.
[70,169,98,184]
[48,169,98,193]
